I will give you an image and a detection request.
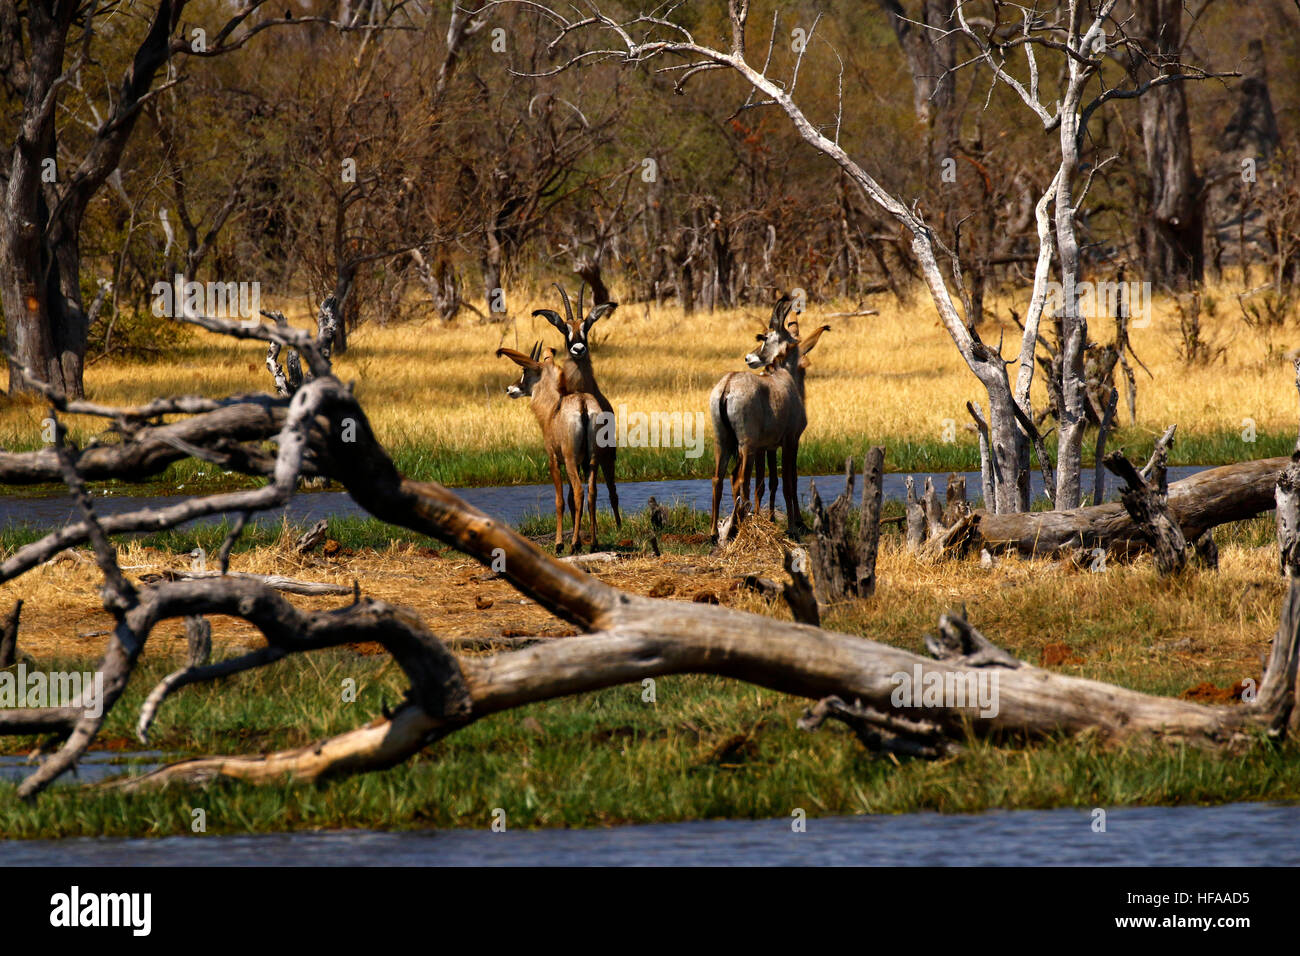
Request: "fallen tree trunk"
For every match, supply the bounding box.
[119,587,1288,790]
[979,456,1289,557]
[141,570,354,596]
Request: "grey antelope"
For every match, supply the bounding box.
[709,295,830,539]
[534,282,622,530]
[497,342,603,553]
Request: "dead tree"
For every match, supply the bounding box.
[487,1,1229,514]
[263,296,340,396]
[806,447,886,604]
[0,313,1297,798]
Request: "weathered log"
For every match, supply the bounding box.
[808,464,854,604]
[0,399,285,485]
[1193,530,1219,571]
[116,582,1300,791]
[185,616,212,668]
[140,570,353,596]
[979,456,1289,558]
[807,449,885,604]
[294,519,329,555]
[781,546,820,626]
[922,477,945,538]
[943,473,966,526]
[928,510,982,559]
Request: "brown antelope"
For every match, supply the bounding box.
[497,342,602,553]
[534,283,622,530]
[709,296,829,538]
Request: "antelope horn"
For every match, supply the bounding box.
[770,294,793,330]
[533,309,568,335]
[553,282,574,325]
[495,346,541,368]
[577,282,586,322]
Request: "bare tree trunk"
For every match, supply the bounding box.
[876,0,957,169]
[1,0,183,398]
[1133,0,1205,287]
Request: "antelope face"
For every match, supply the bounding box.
[496,343,546,398]
[534,284,617,361]
[747,327,793,369]
[505,373,532,399]
[565,322,589,358]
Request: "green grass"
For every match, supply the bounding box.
[0,513,435,557]
[1,655,1297,837]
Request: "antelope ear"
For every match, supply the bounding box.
[583,301,617,332]
[800,324,831,355]
[769,295,793,330]
[533,309,569,336]
[496,347,540,369]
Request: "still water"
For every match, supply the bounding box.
[2,802,1296,866]
[0,467,1206,532]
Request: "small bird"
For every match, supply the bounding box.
[647,495,666,531]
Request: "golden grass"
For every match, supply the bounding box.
[1,280,1294,470]
[12,523,1277,700]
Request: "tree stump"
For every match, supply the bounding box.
[1103,427,1187,575]
[857,447,885,598]
[0,600,22,668]
[1275,452,1300,578]
[904,475,927,550]
[807,448,886,604]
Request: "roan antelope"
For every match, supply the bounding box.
[752,315,831,520]
[709,295,830,539]
[497,342,602,553]
[534,282,622,530]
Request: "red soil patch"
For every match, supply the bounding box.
[1040,642,1085,667]
[1180,680,1248,704]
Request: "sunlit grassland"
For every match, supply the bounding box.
[0,281,1294,493]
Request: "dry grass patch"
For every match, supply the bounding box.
[3,281,1296,481]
